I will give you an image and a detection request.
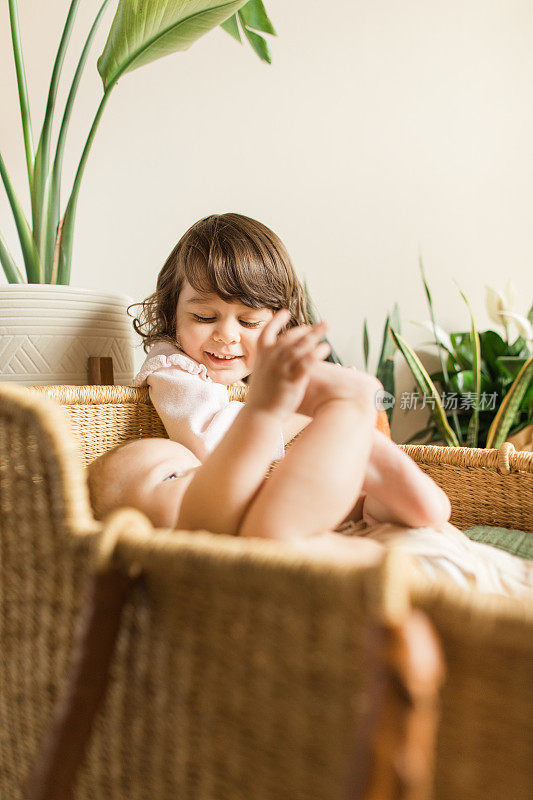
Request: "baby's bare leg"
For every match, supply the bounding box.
[357,431,451,527]
[239,374,380,540]
[294,362,451,528]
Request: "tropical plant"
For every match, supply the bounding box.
[1,0,275,286]
[391,263,533,448]
[303,280,343,365]
[362,304,401,426]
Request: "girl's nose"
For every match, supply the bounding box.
[213,319,240,344]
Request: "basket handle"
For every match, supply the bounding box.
[25,560,137,800]
[344,610,445,800]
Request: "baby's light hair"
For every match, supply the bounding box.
[131,212,311,352]
[86,440,136,520]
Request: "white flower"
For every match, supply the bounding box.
[500,311,533,341]
[411,320,454,352]
[485,280,531,340]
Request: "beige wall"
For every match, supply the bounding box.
[2,0,532,441]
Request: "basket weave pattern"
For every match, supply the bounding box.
[1,384,531,800]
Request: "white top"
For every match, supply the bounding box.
[134,341,284,462]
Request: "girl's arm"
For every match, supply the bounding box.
[175,403,287,535]
[176,313,330,536]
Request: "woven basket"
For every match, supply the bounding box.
[28,384,533,532]
[1,383,532,800]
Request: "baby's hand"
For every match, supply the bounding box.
[246,310,331,421]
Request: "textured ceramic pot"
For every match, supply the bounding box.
[0,285,134,385]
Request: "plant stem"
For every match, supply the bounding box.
[8,0,34,189]
[32,0,80,254]
[0,152,40,282]
[0,230,24,283]
[44,0,113,281]
[55,86,114,284]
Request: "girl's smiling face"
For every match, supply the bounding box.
[175,281,275,384]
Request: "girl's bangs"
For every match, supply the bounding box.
[182,245,281,310]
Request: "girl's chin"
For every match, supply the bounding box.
[204,365,247,385]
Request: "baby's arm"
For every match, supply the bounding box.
[176,313,330,536]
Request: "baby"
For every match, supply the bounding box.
[88,313,532,598]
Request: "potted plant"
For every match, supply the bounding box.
[390,263,533,449]
[1,0,275,385]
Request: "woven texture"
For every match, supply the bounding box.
[29,385,533,531]
[402,443,533,531]
[1,383,532,800]
[1,383,407,799]
[412,577,533,800]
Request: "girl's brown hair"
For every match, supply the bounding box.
[131,213,311,352]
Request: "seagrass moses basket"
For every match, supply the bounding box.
[0,382,532,800]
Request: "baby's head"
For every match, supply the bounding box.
[132,213,311,384]
[87,438,200,527]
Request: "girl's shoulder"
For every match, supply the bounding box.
[133,341,210,386]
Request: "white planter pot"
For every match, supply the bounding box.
[0,285,135,386]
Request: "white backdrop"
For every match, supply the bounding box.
[2,0,532,441]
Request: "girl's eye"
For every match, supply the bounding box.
[193,314,215,323]
[239,320,261,328]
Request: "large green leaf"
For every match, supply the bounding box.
[496,356,529,380]
[239,0,276,35]
[97,0,250,89]
[486,356,533,448]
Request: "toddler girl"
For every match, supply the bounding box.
[131,212,446,529]
[132,212,310,461]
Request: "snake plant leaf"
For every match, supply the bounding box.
[302,280,342,365]
[220,13,241,41]
[410,320,454,358]
[97,0,250,90]
[486,356,533,449]
[419,256,462,443]
[0,230,24,283]
[378,304,400,367]
[377,357,395,425]
[390,328,460,446]
[363,319,370,370]
[458,288,481,447]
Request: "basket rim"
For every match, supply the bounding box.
[22,385,533,475]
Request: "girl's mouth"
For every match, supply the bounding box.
[205,352,243,366]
